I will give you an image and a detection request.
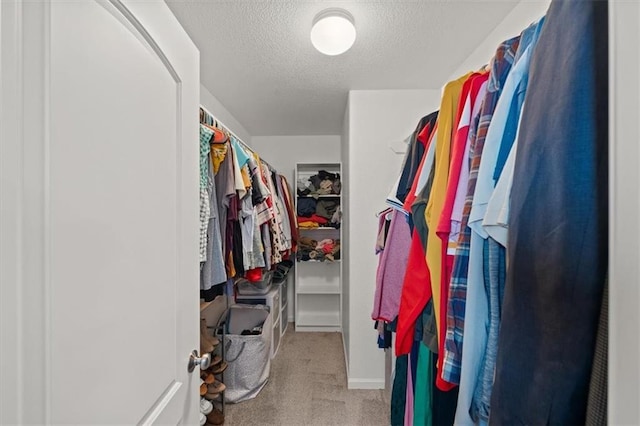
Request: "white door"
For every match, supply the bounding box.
[0,0,201,424]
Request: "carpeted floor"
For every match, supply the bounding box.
[223,328,390,425]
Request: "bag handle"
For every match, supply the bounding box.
[224,339,247,363]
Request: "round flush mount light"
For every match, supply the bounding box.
[310,8,356,56]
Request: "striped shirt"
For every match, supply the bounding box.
[441,36,520,385]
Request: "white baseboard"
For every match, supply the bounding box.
[341,333,349,377]
[347,378,385,390]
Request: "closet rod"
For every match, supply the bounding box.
[199,105,275,171]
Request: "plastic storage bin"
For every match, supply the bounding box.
[236,271,273,296]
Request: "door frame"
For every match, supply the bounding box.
[609,1,640,423]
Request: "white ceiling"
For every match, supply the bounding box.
[166,0,520,136]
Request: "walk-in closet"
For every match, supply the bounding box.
[1,0,636,425]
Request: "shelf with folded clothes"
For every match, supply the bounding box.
[297,258,341,263]
[295,162,342,333]
[297,194,341,198]
[297,217,341,228]
[297,214,341,229]
[296,168,342,199]
[296,238,341,262]
[296,194,341,229]
[299,226,341,231]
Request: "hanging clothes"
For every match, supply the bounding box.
[437,72,487,260]
[374,4,607,424]
[274,173,292,252]
[394,123,438,357]
[262,163,284,265]
[201,153,227,292]
[403,115,438,213]
[391,355,409,426]
[585,280,608,426]
[490,0,608,423]
[439,73,488,385]
[452,35,520,426]
[213,141,235,259]
[199,107,295,296]
[279,175,299,255]
[371,209,412,322]
[413,342,432,426]
[469,17,545,422]
[398,112,439,207]
[230,143,247,199]
[423,71,472,391]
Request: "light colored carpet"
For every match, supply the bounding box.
[223,328,390,425]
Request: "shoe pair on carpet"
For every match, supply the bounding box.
[199,398,224,425]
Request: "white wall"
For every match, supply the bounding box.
[341,103,351,369]
[449,0,551,80]
[250,135,342,321]
[250,135,341,183]
[345,89,441,389]
[200,83,252,144]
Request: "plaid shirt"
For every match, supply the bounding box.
[441,36,520,385]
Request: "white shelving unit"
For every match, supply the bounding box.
[280,278,289,336]
[295,163,342,332]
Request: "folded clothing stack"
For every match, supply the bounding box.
[298,214,328,228]
[297,199,341,229]
[297,198,317,216]
[297,170,342,197]
[296,237,341,262]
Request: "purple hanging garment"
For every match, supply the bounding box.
[372,209,412,321]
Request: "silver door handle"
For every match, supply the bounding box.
[188,350,211,373]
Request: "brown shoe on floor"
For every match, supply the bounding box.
[199,382,207,396]
[201,372,215,384]
[203,390,220,401]
[206,408,224,425]
[201,319,220,347]
[210,361,227,375]
[200,321,214,355]
[207,381,226,394]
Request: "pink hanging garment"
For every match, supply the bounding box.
[371,209,412,322]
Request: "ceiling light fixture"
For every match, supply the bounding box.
[310,8,356,56]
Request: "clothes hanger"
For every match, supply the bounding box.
[201,122,229,144]
[389,135,411,155]
[376,207,392,218]
[478,63,490,73]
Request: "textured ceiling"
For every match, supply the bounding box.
[166,0,519,136]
